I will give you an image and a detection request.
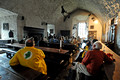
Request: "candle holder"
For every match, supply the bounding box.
[59,47,62,52]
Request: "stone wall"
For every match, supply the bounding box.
[0,15,18,41]
[88,16,102,41]
[0,9,103,42]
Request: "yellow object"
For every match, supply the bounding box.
[82,51,86,58]
[82,46,89,58]
[69,53,73,63]
[69,57,73,63]
[85,46,89,51]
[9,47,47,75]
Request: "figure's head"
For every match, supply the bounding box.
[86,40,91,47]
[25,37,35,47]
[92,41,102,50]
[91,39,98,45]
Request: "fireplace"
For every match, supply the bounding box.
[24,26,44,44]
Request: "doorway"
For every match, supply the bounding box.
[47,24,55,37]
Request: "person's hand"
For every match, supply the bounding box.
[111,58,115,62]
[106,53,115,62]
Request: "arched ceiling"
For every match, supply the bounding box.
[74,15,88,21]
[0,0,119,23]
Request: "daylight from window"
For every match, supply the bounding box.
[78,22,88,39]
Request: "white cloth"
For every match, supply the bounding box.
[71,62,91,80]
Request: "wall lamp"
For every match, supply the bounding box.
[91,17,98,24]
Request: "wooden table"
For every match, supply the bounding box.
[101,42,120,80]
[5,43,70,79]
[5,43,69,54]
[48,43,77,53]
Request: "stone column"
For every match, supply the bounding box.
[17,15,25,41]
[102,23,106,42]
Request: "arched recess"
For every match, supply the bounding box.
[70,10,103,41]
[55,9,103,41]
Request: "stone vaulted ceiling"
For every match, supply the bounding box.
[0,0,119,23]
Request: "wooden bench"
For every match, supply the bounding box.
[100,42,120,80]
[8,65,49,80]
[0,55,49,80]
[2,48,17,59]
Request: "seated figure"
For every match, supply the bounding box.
[9,37,47,75]
[69,41,113,80]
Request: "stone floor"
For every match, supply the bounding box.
[55,68,69,80]
[54,51,79,80]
